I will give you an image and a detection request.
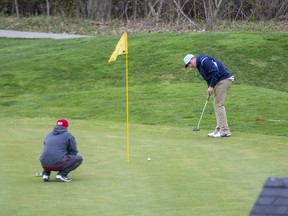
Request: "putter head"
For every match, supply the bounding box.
[193,128,200,131]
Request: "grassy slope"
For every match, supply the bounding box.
[0,32,287,136]
[0,32,287,216]
[1,32,287,92]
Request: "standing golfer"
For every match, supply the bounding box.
[183,54,234,138]
[40,119,83,182]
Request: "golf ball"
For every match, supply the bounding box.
[147,157,151,161]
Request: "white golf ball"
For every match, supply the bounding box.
[147,157,151,161]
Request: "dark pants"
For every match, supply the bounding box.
[43,155,83,176]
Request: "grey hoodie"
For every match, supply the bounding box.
[40,126,78,167]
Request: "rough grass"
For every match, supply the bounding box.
[0,16,288,35]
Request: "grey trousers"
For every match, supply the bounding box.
[43,155,83,176]
[213,78,232,131]
[59,155,83,175]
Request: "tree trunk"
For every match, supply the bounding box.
[133,0,138,21]
[14,0,19,17]
[204,0,224,30]
[46,0,50,17]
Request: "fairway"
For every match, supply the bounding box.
[1,118,287,216]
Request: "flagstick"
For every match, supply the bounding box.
[108,32,130,163]
[126,52,130,164]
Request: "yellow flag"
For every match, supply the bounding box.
[108,32,128,63]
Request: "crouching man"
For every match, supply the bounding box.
[40,119,83,182]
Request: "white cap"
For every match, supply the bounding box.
[183,54,194,68]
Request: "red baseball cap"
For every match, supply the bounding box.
[56,119,69,128]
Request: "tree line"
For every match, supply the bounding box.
[2,0,287,28]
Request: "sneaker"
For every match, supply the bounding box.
[56,174,72,182]
[213,130,231,138]
[43,174,50,182]
[208,127,220,137]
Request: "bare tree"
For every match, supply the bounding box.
[203,0,224,30]
[275,0,288,20]
[14,0,19,16]
[1,0,287,25]
[46,0,50,17]
[132,0,138,21]
[147,0,165,22]
[172,0,197,27]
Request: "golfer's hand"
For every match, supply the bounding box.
[207,87,214,96]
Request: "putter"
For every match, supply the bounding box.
[193,95,210,131]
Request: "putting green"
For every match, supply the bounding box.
[0,118,287,216]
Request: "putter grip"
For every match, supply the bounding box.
[206,95,210,101]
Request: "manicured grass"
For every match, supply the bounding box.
[0,32,287,215]
[0,83,287,136]
[0,118,287,216]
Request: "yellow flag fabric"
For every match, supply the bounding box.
[108,32,128,63]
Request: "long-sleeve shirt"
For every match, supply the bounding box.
[40,126,78,167]
[196,55,232,88]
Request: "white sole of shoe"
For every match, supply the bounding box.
[56,175,71,182]
[213,134,232,138]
